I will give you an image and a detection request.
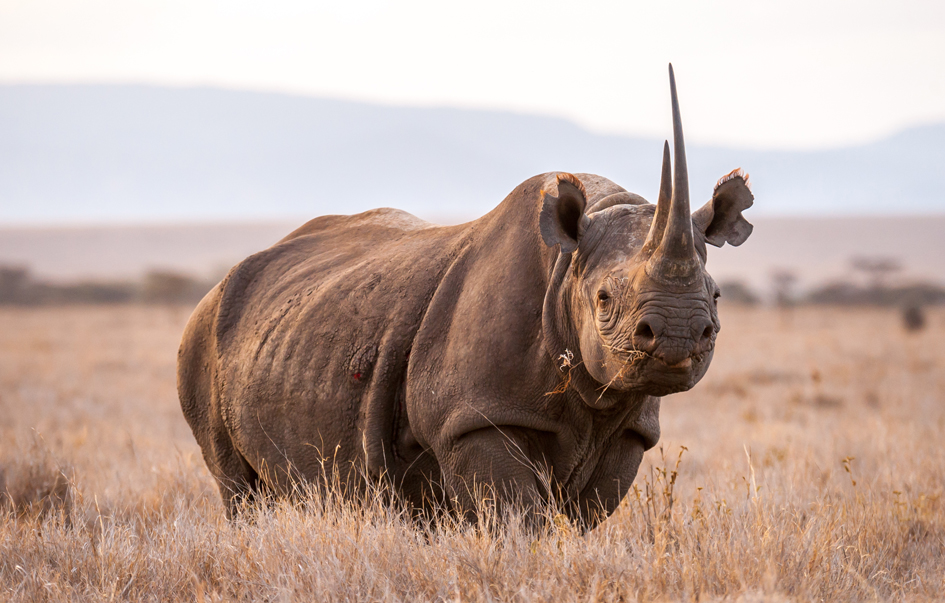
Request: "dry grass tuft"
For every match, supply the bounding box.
[0,437,73,523]
[1,305,944,601]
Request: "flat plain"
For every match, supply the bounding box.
[1,303,943,601]
[4,216,945,294]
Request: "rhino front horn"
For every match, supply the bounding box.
[645,63,700,287]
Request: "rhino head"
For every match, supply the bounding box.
[540,65,753,405]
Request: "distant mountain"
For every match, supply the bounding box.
[1,84,944,224]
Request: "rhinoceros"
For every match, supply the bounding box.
[177,65,753,527]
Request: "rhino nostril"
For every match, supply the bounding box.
[634,321,655,340]
[701,325,713,341]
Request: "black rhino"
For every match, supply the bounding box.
[178,65,754,527]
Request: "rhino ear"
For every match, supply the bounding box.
[692,169,754,247]
[540,172,590,254]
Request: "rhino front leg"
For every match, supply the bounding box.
[440,427,551,527]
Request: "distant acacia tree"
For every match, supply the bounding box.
[770,268,797,308]
[718,280,759,306]
[141,270,209,304]
[0,266,30,304]
[851,256,901,290]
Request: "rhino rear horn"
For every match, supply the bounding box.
[642,141,672,255]
[540,173,590,254]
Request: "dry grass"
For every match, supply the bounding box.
[1,304,943,601]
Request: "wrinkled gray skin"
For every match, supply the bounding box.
[178,66,754,528]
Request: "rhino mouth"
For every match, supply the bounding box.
[652,350,711,370]
[602,348,711,395]
[610,347,710,368]
[655,355,692,369]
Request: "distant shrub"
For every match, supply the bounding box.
[719,280,760,306]
[0,264,213,306]
[141,270,212,304]
[0,266,30,304]
[806,281,945,306]
[36,281,138,305]
[902,304,926,331]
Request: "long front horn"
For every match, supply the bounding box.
[646,63,700,286]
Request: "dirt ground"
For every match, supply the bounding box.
[1,304,943,601]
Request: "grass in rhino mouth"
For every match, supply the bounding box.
[594,348,711,403]
[592,349,651,404]
[548,345,707,401]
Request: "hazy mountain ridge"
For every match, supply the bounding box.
[1,84,944,224]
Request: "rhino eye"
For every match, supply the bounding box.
[597,290,610,304]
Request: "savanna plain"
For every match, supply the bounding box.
[0,303,943,602]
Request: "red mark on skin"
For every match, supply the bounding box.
[352,372,362,380]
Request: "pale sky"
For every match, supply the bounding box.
[1,0,944,150]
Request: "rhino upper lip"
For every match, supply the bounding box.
[630,350,709,370]
[609,348,708,375]
[661,357,692,369]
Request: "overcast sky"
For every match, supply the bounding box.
[1,0,944,150]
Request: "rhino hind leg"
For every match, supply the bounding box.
[178,286,268,519]
[206,434,266,519]
[186,381,268,519]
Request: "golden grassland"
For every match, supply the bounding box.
[0,304,943,602]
